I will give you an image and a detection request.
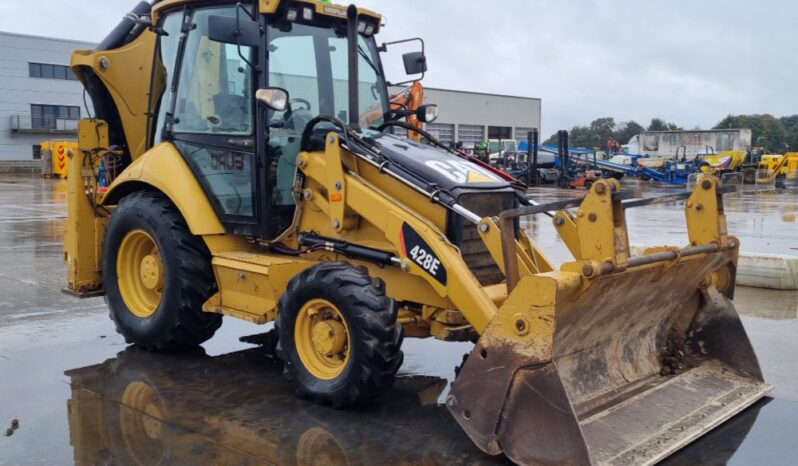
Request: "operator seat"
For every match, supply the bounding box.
[212,93,249,132]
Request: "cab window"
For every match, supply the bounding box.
[173,7,254,135]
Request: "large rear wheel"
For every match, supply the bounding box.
[276,262,404,407]
[103,191,222,351]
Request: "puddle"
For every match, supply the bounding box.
[58,346,508,466]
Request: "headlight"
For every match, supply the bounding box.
[417,104,438,124]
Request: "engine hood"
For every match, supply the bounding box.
[368,132,512,192]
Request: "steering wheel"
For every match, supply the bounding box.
[289,98,312,112]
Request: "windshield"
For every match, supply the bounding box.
[266,22,389,129]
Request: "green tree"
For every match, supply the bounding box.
[543,120,614,149]
[543,132,558,145]
[614,120,644,144]
[589,117,616,146]
[569,125,601,148]
[780,115,798,151]
[647,118,682,131]
[714,114,788,153]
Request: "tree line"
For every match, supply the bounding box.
[544,114,798,153]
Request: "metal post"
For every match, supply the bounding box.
[558,130,570,189]
[528,129,539,185]
[346,5,361,131]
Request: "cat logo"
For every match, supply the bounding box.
[425,160,500,184]
[467,171,494,183]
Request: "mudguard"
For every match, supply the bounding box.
[102,142,224,236]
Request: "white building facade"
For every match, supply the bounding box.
[421,87,542,147]
[0,31,94,161]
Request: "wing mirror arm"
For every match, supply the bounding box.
[234,3,261,71]
[379,37,427,87]
[208,5,262,71]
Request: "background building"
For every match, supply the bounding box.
[626,129,753,158]
[0,31,542,162]
[392,86,542,147]
[0,31,94,162]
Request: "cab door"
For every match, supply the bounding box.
[151,5,261,236]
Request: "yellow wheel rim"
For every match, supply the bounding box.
[120,381,166,466]
[712,264,733,294]
[296,427,350,466]
[117,230,164,318]
[295,299,351,380]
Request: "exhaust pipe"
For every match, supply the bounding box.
[97,1,153,51]
[347,5,361,131]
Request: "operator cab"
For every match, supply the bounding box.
[148,0,427,239]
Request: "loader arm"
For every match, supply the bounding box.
[297,132,501,333]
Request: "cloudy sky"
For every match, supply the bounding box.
[2,0,795,137]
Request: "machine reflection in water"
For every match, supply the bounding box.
[64,335,777,466]
[64,338,508,466]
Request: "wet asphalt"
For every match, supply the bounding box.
[0,174,796,465]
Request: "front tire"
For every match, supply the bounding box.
[103,191,222,351]
[276,262,404,407]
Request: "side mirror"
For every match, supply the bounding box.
[380,38,426,86]
[403,51,427,76]
[256,88,289,112]
[416,104,438,123]
[208,14,260,48]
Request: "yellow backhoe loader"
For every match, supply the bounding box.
[63,1,770,464]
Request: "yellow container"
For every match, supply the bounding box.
[40,140,77,178]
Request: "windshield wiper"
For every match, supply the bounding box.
[358,45,382,77]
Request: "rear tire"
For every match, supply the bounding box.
[743,168,756,184]
[276,262,404,407]
[103,191,222,352]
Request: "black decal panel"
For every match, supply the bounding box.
[400,223,447,285]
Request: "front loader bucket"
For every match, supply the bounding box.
[448,248,770,466]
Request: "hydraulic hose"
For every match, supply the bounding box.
[97,1,153,51]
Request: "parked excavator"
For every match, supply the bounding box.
[64,1,770,464]
[389,80,425,141]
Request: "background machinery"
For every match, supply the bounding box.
[39,139,76,178]
[64,1,770,464]
[388,80,425,141]
[758,152,798,187]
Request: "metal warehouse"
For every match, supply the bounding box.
[406,87,541,147]
[0,31,541,162]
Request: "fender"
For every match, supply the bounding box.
[102,142,225,235]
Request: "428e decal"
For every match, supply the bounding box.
[400,223,448,285]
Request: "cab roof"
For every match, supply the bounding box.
[152,0,382,30]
